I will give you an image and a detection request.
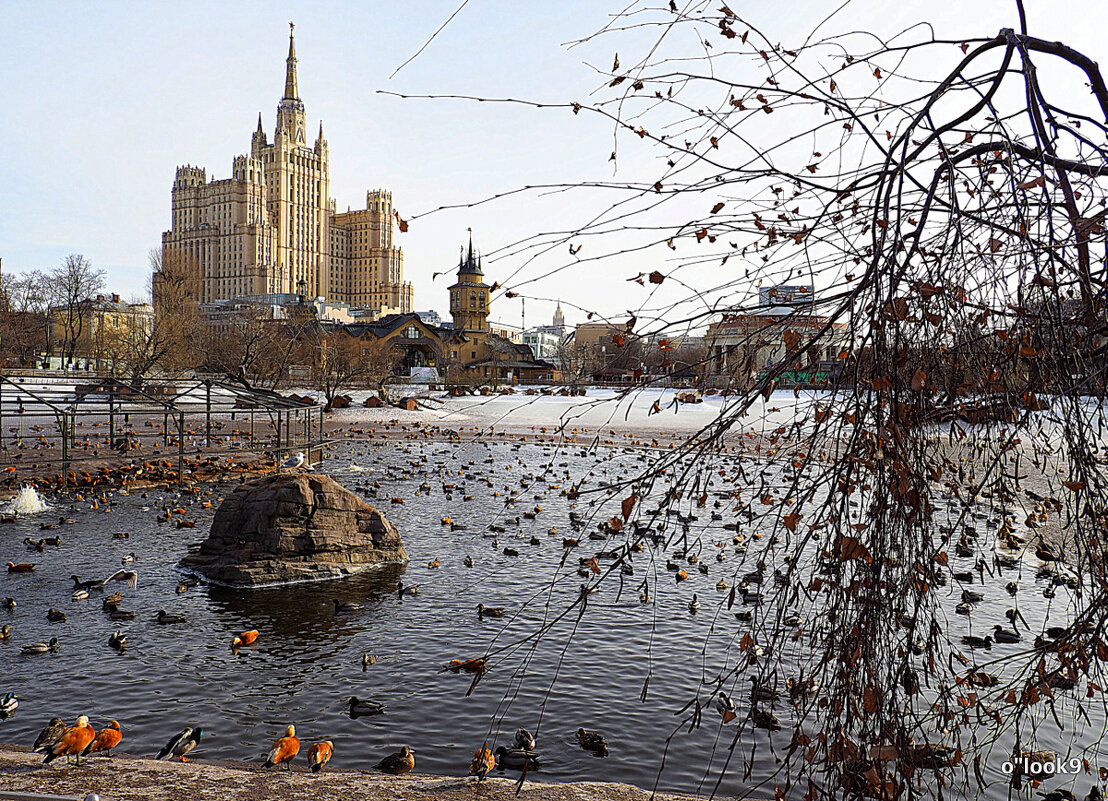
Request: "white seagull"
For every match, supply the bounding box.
[281,452,307,470]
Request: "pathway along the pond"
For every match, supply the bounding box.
[0,746,722,801]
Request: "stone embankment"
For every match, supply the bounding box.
[0,746,705,801]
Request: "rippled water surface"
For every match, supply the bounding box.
[0,406,1103,798]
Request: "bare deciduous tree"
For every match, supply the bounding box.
[400,2,1108,797]
[47,254,104,368]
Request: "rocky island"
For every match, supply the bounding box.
[179,473,407,587]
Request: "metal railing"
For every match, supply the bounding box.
[0,373,327,485]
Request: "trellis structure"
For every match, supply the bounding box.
[0,373,325,485]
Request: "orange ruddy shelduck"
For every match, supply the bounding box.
[231,630,259,648]
[84,720,123,756]
[264,724,300,770]
[308,740,333,773]
[470,746,496,780]
[43,716,95,765]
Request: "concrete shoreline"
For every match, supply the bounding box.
[0,746,705,801]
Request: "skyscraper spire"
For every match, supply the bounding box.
[283,22,299,100]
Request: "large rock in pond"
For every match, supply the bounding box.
[179,474,407,587]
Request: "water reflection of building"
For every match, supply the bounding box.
[706,286,849,387]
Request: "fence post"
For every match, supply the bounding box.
[273,411,281,467]
[177,411,185,484]
[205,380,212,447]
[60,411,68,485]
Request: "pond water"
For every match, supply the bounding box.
[0,404,1102,798]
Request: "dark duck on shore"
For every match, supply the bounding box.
[375,745,414,774]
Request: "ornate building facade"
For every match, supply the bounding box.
[161,26,413,318]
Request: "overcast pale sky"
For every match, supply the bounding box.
[1,1,1104,329]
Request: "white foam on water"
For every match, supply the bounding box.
[5,486,51,516]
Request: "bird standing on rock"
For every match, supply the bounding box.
[43,716,95,765]
[264,724,300,770]
[157,727,203,762]
[308,741,333,773]
[32,717,66,753]
[470,746,496,780]
[375,745,415,774]
[83,720,122,756]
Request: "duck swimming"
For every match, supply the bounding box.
[992,625,1021,643]
[716,692,738,723]
[576,727,608,754]
[514,727,536,751]
[495,746,541,769]
[348,696,387,717]
[231,630,259,648]
[108,630,127,650]
[477,603,505,618]
[21,637,58,655]
[0,693,17,714]
[72,575,105,591]
[332,599,362,613]
[157,610,186,625]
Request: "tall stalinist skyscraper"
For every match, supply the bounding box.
[162,25,413,317]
